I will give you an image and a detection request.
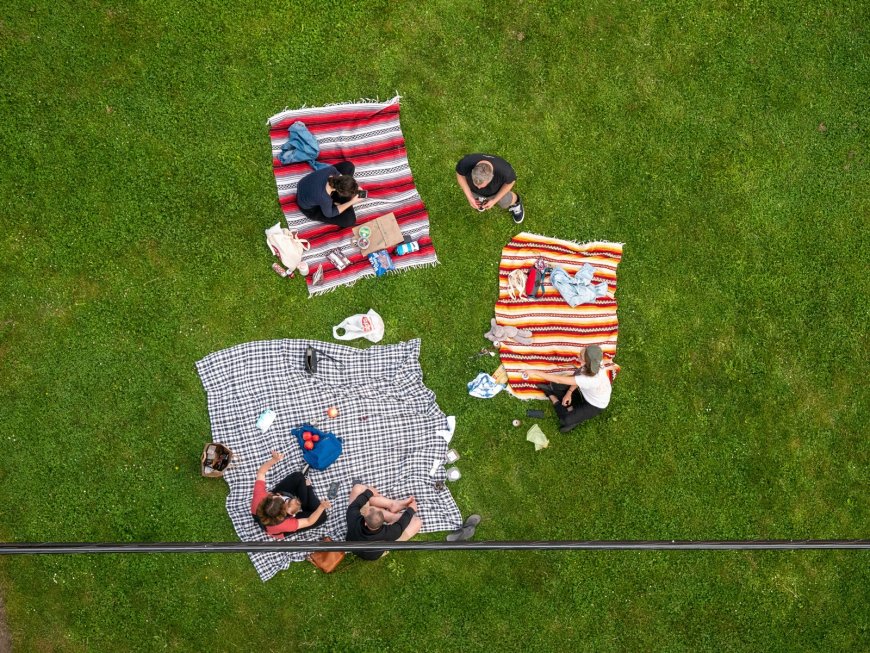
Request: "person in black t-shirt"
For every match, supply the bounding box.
[455,153,525,223]
[345,483,421,560]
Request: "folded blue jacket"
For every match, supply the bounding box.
[550,263,609,307]
[278,121,330,169]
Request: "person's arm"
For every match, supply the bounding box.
[455,173,480,208]
[256,451,284,481]
[561,383,578,407]
[482,181,516,210]
[316,193,340,218]
[251,479,268,515]
[368,494,412,513]
[345,488,372,528]
[335,194,363,215]
[349,489,374,510]
[380,507,416,540]
[531,371,576,385]
[296,500,332,529]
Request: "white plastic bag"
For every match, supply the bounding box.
[332,309,385,343]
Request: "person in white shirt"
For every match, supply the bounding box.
[531,345,612,433]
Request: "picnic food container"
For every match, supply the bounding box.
[256,408,276,432]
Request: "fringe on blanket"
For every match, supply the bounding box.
[521,232,625,255]
[267,95,403,126]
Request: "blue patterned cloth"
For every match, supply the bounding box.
[467,372,506,398]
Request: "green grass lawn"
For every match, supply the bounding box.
[1,0,867,650]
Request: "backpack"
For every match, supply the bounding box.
[290,423,343,470]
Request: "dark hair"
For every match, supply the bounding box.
[256,494,290,527]
[328,174,359,200]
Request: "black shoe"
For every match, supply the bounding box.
[508,195,524,224]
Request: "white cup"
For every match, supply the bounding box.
[446,467,461,482]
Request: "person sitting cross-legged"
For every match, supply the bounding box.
[345,483,422,560]
[531,345,612,433]
[296,161,364,229]
[251,451,331,538]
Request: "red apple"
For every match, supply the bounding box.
[312,434,320,442]
[302,432,312,441]
[303,440,314,450]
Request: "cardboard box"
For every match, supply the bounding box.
[353,212,403,256]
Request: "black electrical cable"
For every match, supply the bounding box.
[0,540,867,555]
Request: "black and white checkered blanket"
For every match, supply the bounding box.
[196,338,462,581]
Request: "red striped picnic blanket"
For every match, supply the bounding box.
[267,97,437,296]
[495,233,623,399]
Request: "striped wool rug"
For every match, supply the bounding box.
[267,97,437,296]
[495,233,623,399]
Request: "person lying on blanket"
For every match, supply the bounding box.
[297,160,364,229]
[455,153,525,224]
[531,345,612,433]
[345,483,421,560]
[251,451,331,538]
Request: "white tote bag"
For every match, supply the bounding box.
[332,309,385,343]
[265,223,310,274]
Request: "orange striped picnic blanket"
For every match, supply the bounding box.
[495,233,623,399]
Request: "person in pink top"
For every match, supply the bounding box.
[251,451,331,538]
